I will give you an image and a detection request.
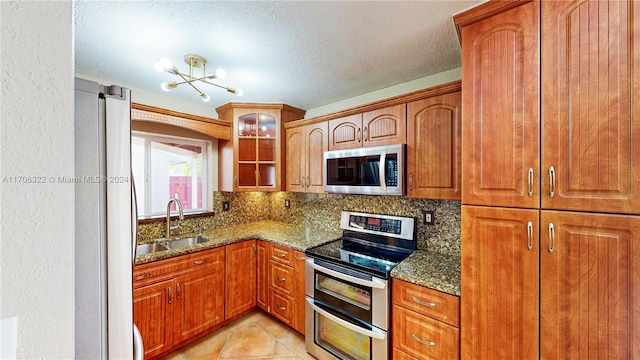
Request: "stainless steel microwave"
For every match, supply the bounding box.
[323,144,405,196]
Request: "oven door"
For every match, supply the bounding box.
[305,258,389,329]
[305,297,388,360]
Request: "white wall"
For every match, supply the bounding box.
[1,2,75,358]
[304,68,461,118]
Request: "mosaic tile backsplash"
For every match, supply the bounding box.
[138,191,461,256]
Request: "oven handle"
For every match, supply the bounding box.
[306,258,387,290]
[306,297,386,340]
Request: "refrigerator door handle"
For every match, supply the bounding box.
[131,174,138,262]
[133,323,144,360]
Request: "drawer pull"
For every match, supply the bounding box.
[277,276,287,282]
[276,304,286,311]
[193,258,210,265]
[135,273,151,281]
[411,333,435,346]
[294,255,306,260]
[411,296,436,307]
[275,252,286,258]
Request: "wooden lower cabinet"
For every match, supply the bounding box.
[133,247,225,359]
[133,279,174,358]
[225,240,257,319]
[392,279,460,360]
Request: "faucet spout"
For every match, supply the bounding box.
[166,198,184,239]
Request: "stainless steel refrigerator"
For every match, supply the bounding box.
[74,78,143,359]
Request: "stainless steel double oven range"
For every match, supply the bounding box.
[305,211,416,360]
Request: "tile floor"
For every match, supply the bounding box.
[159,310,316,360]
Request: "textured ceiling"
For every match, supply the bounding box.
[74,1,482,111]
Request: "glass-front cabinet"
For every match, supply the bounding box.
[217,103,306,192]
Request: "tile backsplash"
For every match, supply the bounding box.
[138,191,461,256]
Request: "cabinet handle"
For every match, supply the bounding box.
[176,283,181,300]
[306,176,309,188]
[364,126,368,142]
[295,255,306,260]
[276,276,286,282]
[193,258,210,265]
[276,304,286,311]
[528,168,534,197]
[408,174,413,191]
[357,128,362,143]
[275,251,286,258]
[548,166,556,197]
[168,287,173,304]
[135,273,151,281]
[527,221,533,250]
[411,333,435,346]
[301,176,305,188]
[548,223,555,254]
[411,296,435,307]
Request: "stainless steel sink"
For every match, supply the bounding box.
[136,242,169,256]
[164,235,209,249]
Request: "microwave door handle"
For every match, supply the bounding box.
[306,298,386,340]
[306,258,386,289]
[380,152,386,188]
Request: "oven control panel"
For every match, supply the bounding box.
[341,211,415,240]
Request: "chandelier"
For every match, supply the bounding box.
[154,54,243,102]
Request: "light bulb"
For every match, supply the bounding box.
[159,58,172,70]
[236,88,243,97]
[160,82,172,92]
[261,125,267,131]
[214,68,226,79]
[201,93,210,102]
[154,62,164,72]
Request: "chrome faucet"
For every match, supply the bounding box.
[166,198,184,239]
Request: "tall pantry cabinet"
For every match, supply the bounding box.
[455,0,640,359]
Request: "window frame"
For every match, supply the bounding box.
[132,130,214,218]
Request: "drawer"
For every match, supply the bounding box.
[133,247,225,288]
[393,347,419,360]
[392,305,459,360]
[270,289,294,326]
[269,243,293,266]
[269,260,295,296]
[392,279,460,327]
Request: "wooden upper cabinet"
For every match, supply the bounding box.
[460,1,540,208]
[328,104,406,150]
[217,103,306,192]
[286,122,328,193]
[407,89,461,200]
[461,205,540,359]
[541,0,640,214]
[540,211,640,359]
[225,240,257,320]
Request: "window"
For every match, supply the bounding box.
[132,132,212,217]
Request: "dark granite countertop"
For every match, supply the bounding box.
[134,220,342,265]
[135,220,461,297]
[390,250,461,296]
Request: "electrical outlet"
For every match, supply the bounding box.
[285,199,291,208]
[422,210,434,225]
[222,201,230,211]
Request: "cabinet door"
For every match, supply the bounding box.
[541,0,640,214]
[173,267,225,344]
[305,122,328,193]
[461,205,539,359]
[285,126,305,192]
[225,240,257,319]
[328,114,363,150]
[256,241,269,311]
[292,250,306,335]
[407,91,461,200]
[540,211,640,359]
[362,104,406,147]
[133,279,174,359]
[461,2,540,208]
